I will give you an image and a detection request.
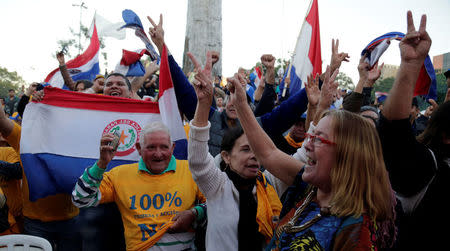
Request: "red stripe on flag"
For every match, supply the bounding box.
[37,87,160,113]
[413,66,431,97]
[306,0,322,76]
[158,45,174,98]
[44,25,100,82]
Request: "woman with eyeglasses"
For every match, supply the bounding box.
[227,66,397,250]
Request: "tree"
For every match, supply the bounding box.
[373,77,395,93]
[371,70,447,110]
[335,72,354,90]
[0,67,25,98]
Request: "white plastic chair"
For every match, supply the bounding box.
[0,234,52,251]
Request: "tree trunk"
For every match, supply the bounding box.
[183,0,222,77]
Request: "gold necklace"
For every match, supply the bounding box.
[275,187,330,239]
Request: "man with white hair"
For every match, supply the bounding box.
[72,121,206,250]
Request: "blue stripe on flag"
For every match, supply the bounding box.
[423,55,437,100]
[279,65,303,98]
[21,153,134,201]
[173,139,188,160]
[72,62,100,82]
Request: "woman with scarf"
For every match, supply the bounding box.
[226,66,397,250]
[187,52,282,251]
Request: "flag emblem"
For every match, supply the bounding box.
[103,119,142,157]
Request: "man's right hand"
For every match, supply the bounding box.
[147,14,164,54]
[261,54,275,69]
[98,133,118,169]
[56,52,65,66]
[400,11,431,66]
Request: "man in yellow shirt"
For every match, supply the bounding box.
[0,132,22,234]
[1,92,81,250]
[72,121,206,250]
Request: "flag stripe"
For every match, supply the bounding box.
[37,87,159,113]
[21,153,133,201]
[279,0,321,97]
[44,25,100,88]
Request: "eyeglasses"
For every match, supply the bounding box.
[305,133,336,146]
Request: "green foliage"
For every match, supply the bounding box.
[371,70,448,110]
[373,77,395,93]
[335,72,354,90]
[0,67,25,98]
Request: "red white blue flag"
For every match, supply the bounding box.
[362,32,437,100]
[115,49,150,76]
[20,47,187,200]
[120,9,159,62]
[279,0,322,97]
[44,25,100,89]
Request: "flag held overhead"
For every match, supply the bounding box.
[362,32,437,100]
[120,9,160,62]
[279,0,322,98]
[44,24,100,89]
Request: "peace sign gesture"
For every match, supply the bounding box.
[399,11,431,65]
[330,39,350,73]
[188,51,214,106]
[147,14,164,53]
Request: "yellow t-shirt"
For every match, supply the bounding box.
[0,146,22,217]
[99,160,205,250]
[6,122,79,222]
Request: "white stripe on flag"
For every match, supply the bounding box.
[292,21,313,88]
[48,52,100,88]
[20,102,161,161]
[158,88,186,142]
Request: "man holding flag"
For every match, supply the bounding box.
[69,44,205,249]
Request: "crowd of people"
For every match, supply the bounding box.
[1,10,450,251]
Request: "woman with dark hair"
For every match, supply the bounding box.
[187,53,282,250]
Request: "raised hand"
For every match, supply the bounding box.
[318,66,339,109]
[330,39,350,72]
[227,73,248,108]
[367,62,384,86]
[400,11,431,65]
[56,52,65,66]
[424,99,438,117]
[187,51,214,105]
[305,73,320,107]
[261,54,275,69]
[147,14,164,53]
[358,54,384,87]
[146,60,160,75]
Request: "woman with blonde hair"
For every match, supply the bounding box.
[227,68,396,250]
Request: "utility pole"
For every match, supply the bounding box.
[72,1,88,55]
[183,0,222,77]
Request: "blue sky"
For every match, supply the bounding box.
[0,0,448,85]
